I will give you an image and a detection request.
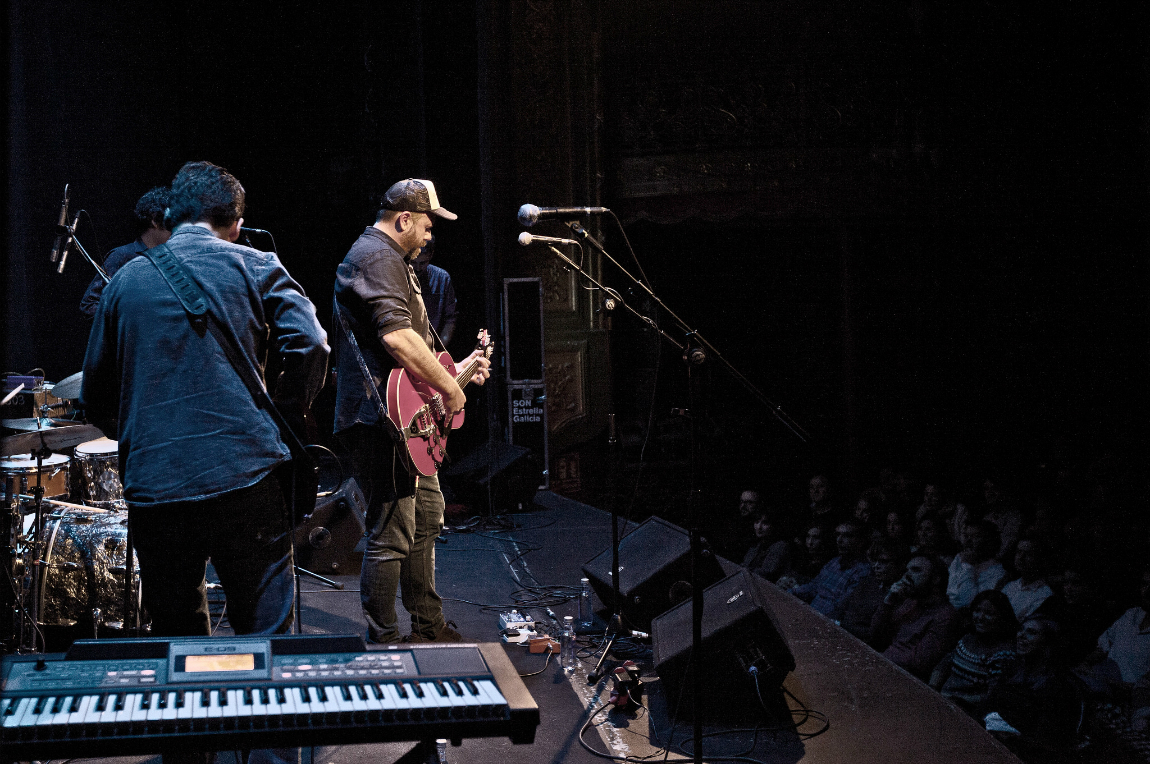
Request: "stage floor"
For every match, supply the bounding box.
[5,490,1021,764]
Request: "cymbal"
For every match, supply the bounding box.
[51,371,83,400]
[1,417,82,432]
[1,423,105,457]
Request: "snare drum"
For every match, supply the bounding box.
[35,507,142,632]
[72,437,126,511]
[1,452,70,511]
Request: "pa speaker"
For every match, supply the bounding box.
[581,517,725,632]
[652,569,795,718]
[442,441,542,513]
[293,477,366,574]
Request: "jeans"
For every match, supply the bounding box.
[339,425,446,643]
[129,470,295,637]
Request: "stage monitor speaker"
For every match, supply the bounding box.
[442,441,542,512]
[651,569,796,719]
[293,477,366,575]
[581,516,725,632]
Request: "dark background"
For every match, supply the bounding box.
[4,1,1147,515]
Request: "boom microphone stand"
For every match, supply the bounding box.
[531,221,810,764]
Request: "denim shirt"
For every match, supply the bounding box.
[332,226,432,434]
[80,226,329,505]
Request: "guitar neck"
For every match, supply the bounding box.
[455,359,480,389]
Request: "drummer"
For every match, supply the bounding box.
[79,186,171,319]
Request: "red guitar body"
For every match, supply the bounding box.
[385,331,492,478]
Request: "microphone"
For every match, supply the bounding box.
[49,184,70,263]
[518,203,608,227]
[56,211,81,274]
[239,226,270,234]
[518,231,578,247]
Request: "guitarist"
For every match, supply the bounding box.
[81,161,330,640]
[333,179,490,645]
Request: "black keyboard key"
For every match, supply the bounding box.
[32,696,47,714]
[95,693,109,712]
[68,696,83,713]
[217,689,228,706]
[113,695,126,712]
[175,690,186,708]
[316,686,327,703]
[463,678,479,695]
[275,687,286,705]
[394,682,409,699]
[140,693,151,710]
[340,685,352,702]
[434,680,448,697]
[50,696,65,714]
[200,691,211,708]
[411,682,425,699]
[243,688,254,705]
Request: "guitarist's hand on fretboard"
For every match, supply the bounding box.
[459,348,492,386]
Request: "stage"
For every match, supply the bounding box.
[3,490,1020,764]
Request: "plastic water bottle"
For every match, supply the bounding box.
[436,738,448,764]
[561,615,577,672]
[578,577,594,630]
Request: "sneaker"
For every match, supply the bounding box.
[405,620,465,643]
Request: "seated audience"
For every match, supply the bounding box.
[1051,563,1113,666]
[1000,533,1056,622]
[804,473,840,527]
[930,590,1018,715]
[741,508,792,583]
[984,616,1085,759]
[788,519,871,622]
[853,489,883,540]
[870,553,962,680]
[840,538,905,643]
[947,520,1007,610]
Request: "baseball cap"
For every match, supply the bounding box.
[382,179,457,220]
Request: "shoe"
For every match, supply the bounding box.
[405,620,465,643]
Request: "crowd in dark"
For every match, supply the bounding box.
[716,454,1150,763]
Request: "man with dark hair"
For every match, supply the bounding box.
[410,233,457,345]
[872,553,962,680]
[79,186,171,318]
[789,517,872,621]
[81,160,329,639]
[333,178,490,644]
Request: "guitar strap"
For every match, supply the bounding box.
[332,305,406,446]
[142,243,316,466]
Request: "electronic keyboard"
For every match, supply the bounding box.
[0,634,539,759]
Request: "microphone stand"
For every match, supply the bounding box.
[58,217,111,283]
[542,224,811,764]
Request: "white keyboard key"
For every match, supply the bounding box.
[191,690,208,721]
[69,694,94,725]
[129,693,149,723]
[162,691,179,722]
[3,697,32,728]
[234,689,251,718]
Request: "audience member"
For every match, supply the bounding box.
[1075,566,1150,700]
[947,520,1007,610]
[776,520,834,590]
[741,508,792,583]
[916,479,966,541]
[981,475,1023,561]
[1000,533,1056,622]
[870,554,962,680]
[930,590,1018,715]
[840,537,905,643]
[1051,564,1113,666]
[883,509,913,551]
[911,511,955,567]
[788,518,871,622]
[984,617,1085,759]
[853,489,883,540]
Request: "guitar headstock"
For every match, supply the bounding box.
[475,329,494,359]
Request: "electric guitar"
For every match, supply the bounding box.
[386,330,493,477]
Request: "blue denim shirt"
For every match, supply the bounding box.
[80,226,329,505]
[79,237,147,318]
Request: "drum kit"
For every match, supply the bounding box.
[1,372,144,653]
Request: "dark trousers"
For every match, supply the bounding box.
[129,470,295,637]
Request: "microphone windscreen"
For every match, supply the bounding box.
[517,204,540,227]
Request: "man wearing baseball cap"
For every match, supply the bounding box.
[332,178,489,644]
